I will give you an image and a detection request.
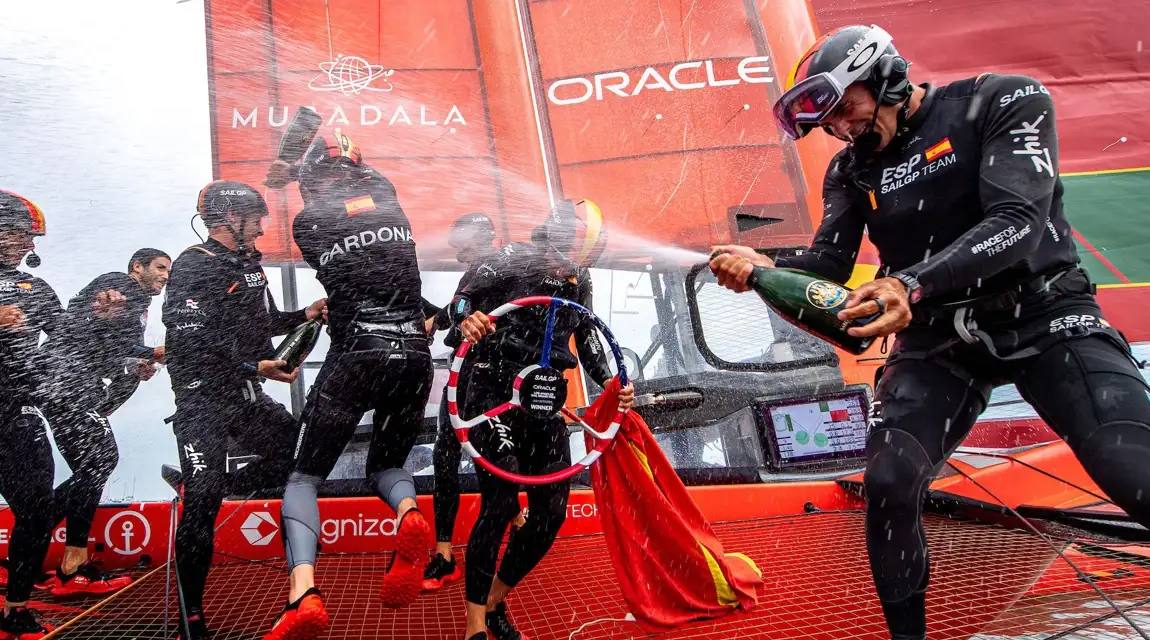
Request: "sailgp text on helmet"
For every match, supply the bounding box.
[773,24,911,141]
[0,190,46,268]
[194,180,269,253]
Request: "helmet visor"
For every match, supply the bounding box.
[772,72,845,140]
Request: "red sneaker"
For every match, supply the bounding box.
[380,509,432,608]
[50,563,133,597]
[0,607,53,640]
[421,553,463,592]
[262,588,329,640]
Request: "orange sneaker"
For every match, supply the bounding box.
[262,587,329,640]
[50,563,133,596]
[380,509,431,608]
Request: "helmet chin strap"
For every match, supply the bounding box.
[222,214,251,256]
[850,75,893,156]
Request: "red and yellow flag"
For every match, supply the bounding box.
[924,137,954,162]
[585,379,763,631]
[344,194,376,216]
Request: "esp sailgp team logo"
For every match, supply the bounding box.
[241,511,279,546]
[806,281,848,310]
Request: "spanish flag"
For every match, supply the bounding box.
[344,194,376,216]
[924,137,954,162]
[585,379,763,631]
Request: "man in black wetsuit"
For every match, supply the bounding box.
[0,190,61,640]
[39,248,170,597]
[423,212,499,592]
[164,181,326,640]
[454,200,634,640]
[261,130,435,640]
[711,24,1150,640]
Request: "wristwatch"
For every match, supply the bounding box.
[892,272,924,304]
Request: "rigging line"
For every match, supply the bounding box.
[945,459,1150,640]
[957,449,1114,506]
[324,0,334,61]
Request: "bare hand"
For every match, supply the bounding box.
[0,305,26,331]
[305,298,328,323]
[838,277,912,338]
[460,311,495,343]
[135,360,158,381]
[92,289,128,319]
[265,160,299,189]
[423,316,437,336]
[258,359,299,383]
[152,345,166,363]
[709,245,775,293]
[617,382,635,411]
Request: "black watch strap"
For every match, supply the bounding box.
[893,272,923,304]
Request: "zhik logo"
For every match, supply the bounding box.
[241,511,279,546]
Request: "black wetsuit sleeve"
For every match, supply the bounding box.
[163,252,257,379]
[775,162,866,284]
[66,274,154,361]
[36,282,65,339]
[574,277,613,387]
[265,292,307,336]
[452,247,514,325]
[894,75,1059,299]
[421,298,441,321]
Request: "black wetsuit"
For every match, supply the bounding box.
[289,168,432,482]
[163,239,304,614]
[0,267,62,603]
[431,247,498,544]
[778,74,1150,639]
[453,242,613,606]
[275,165,433,573]
[42,273,154,548]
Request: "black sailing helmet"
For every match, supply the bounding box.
[773,24,911,141]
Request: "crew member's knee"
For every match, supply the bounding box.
[864,428,934,509]
[1075,420,1150,521]
[370,468,416,513]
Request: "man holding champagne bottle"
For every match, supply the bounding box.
[163,180,326,640]
[260,130,435,640]
[712,23,1150,640]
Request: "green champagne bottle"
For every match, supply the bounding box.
[273,319,323,371]
[745,267,878,355]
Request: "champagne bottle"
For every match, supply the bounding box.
[273,319,323,371]
[745,267,878,355]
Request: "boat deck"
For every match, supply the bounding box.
[31,511,1150,639]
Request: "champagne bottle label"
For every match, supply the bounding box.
[805,281,849,310]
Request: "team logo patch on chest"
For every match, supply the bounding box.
[243,270,268,289]
[0,280,33,294]
[880,137,958,194]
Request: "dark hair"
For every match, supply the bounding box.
[128,248,171,273]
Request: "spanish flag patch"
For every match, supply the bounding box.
[924,137,954,162]
[344,195,376,216]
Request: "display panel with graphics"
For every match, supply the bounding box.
[756,389,869,471]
